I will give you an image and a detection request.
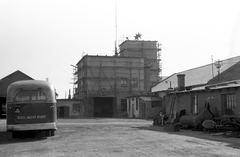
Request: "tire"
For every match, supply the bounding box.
[45,130,55,137]
[45,130,50,136]
[50,130,55,136]
[12,131,21,138]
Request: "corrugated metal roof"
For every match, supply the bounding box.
[205,80,240,90]
[207,84,240,90]
[167,80,240,94]
[139,96,162,101]
[152,55,240,92]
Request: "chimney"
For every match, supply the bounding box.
[177,74,185,91]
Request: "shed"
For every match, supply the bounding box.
[139,96,163,119]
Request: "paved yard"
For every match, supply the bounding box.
[0,118,240,157]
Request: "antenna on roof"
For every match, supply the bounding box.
[214,59,223,82]
[214,59,223,75]
[211,55,214,81]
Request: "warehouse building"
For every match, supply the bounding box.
[0,70,34,117]
[152,55,240,121]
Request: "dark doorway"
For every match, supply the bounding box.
[94,97,113,117]
[0,97,6,118]
[57,106,69,118]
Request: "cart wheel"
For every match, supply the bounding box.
[203,128,207,133]
[153,118,158,126]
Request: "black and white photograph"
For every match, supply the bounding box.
[1,0,240,156]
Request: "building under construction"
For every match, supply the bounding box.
[73,40,162,117]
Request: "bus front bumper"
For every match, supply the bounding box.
[7,122,57,131]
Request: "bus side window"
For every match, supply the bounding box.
[15,91,30,101]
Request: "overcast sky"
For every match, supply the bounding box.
[1,0,240,98]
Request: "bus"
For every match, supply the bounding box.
[6,80,57,138]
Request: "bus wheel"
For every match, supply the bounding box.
[45,130,50,136]
[12,131,20,138]
[50,130,55,136]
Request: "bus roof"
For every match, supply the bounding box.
[7,80,56,103]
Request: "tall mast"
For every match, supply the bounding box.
[115,0,118,56]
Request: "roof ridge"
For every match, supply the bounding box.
[177,55,240,74]
[0,70,34,80]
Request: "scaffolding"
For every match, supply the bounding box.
[117,40,162,92]
[73,40,162,117]
[70,64,78,98]
[119,40,162,71]
[157,42,162,81]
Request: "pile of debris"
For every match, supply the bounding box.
[200,116,240,132]
[153,105,240,137]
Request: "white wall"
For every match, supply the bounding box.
[127,97,139,118]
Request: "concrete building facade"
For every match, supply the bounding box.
[73,40,161,117]
[74,55,145,117]
[119,40,161,92]
[57,99,84,118]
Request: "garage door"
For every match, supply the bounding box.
[93,97,113,117]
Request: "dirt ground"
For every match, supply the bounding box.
[1,118,240,157]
